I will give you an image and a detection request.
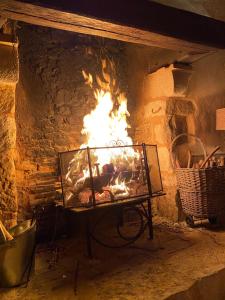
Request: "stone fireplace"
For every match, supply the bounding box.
[0,22,18,228]
[133,63,195,220]
[16,26,191,221]
[0,1,225,228]
[15,25,133,222]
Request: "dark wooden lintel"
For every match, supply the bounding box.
[0,16,7,28]
[0,0,225,52]
[0,33,17,46]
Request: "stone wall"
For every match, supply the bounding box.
[11,23,225,223]
[16,24,130,219]
[0,43,19,228]
[128,60,195,221]
[126,46,225,221]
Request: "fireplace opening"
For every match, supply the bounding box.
[0,21,223,227]
[14,24,186,223]
[0,1,225,296]
[55,56,163,210]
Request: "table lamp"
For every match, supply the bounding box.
[216,108,225,130]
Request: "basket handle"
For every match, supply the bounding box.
[200,146,220,168]
[170,133,207,169]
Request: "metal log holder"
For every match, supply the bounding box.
[59,143,165,257]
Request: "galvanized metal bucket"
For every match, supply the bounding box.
[0,219,36,288]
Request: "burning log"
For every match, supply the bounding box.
[65,159,144,206]
[61,58,148,207]
[102,163,114,174]
[73,173,112,195]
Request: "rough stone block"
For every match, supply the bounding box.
[139,98,194,126]
[157,146,173,172]
[166,97,195,115]
[0,82,17,227]
[154,191,178,221]
[144,100,167,118]
[153,122,169,146]
[0,44,19,84]
[144,63,192,98]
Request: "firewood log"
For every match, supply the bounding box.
[0,219,13,242]
[175,159,180,168]
[200,146,220,168]
[187,150,192,168]
[72,174,112,195]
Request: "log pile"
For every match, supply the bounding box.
[65,160,148,207]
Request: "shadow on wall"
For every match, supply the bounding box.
[188,50,225,153]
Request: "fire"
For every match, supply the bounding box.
[81,60,138,168]
[65,59,142,206]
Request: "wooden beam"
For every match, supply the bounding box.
[0,33,17,46]
[0,0,225,52]
[0,16,7,28]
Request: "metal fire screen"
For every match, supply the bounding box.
[59,144,163,210]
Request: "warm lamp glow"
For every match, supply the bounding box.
[216,108,225,130]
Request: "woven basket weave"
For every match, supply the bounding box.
[176,168,225,217]
[171,134,225,218]
[176,167,225,193]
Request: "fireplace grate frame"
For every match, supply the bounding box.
[58,143,164,211]
[58,143,165,257]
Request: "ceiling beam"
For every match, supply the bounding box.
[0,16,7,28]
[0,33,17,46]
[0,0,225,53]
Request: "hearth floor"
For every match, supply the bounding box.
[1,217,225,300]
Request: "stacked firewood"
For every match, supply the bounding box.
[176,146,225,169]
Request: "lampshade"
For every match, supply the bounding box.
[216,108,225,130]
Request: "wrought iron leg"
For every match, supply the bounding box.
[142,144,154,240]
[147,197,153,240]
[118,207,124,227]
[86,216,93,258]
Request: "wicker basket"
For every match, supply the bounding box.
[176,167,225,193]
[171,134,225,219]
[176,168,225,218]
[179,190,224,218]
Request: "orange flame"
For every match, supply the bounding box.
[65,59,141,204]
[81,59,138,169]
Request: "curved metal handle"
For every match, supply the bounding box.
[170,133,207,169]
